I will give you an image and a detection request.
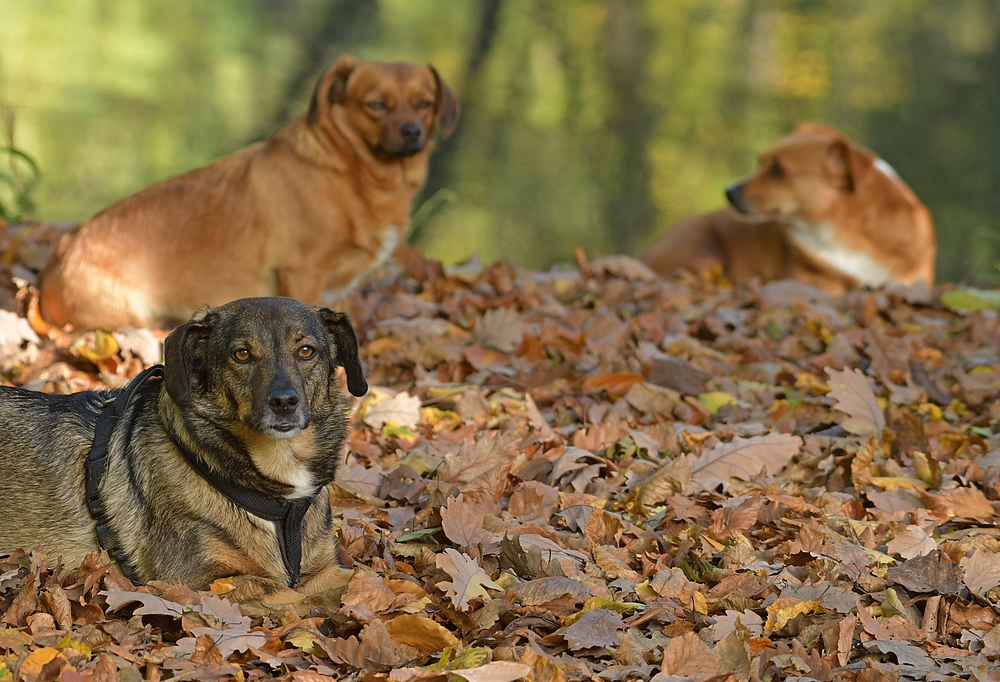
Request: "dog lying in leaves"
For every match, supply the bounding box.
[0,297,367,600]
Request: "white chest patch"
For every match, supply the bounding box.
[785,219,892,287]
[249,440,315,499]
[321,225,402,305]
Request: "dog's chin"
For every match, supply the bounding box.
[252,419,307,440]
[727,205,780,225]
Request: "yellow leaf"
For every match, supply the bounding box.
[917,403,943,420]
[866,476,927,491]
[284,626,324,656]
[795,372,828,395]
[71,329,120,363]
[675,589,708,614]
[19,648,65,681]
[764,598,821,635]
[210,577,235,595]
[420,406,461,431]
[697,391,737,415]
[385,614,460,653]
[635,581,656,598]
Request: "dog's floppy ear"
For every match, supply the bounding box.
[316,307,368,397]
[428,65,459,139]
[826,139,874,192]
[163,308,218,404]
[307,54,358,124]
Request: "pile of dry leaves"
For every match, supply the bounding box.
[4,222,1000,682]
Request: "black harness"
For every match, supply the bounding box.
[84,364,315,587]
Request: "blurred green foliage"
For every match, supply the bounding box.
[1,0,998,282]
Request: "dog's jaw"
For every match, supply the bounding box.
[784,219,892,287]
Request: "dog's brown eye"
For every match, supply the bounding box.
[768,161,785,179]
[367,100,388,112]
[298,346,315,359]
[233,349,251,363]
[416,99,433,110]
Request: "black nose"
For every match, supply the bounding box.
[725,184,745,213]
[400,123,421,142]
[268,388,300,417]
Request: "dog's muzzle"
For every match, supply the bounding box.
[725,183,749,215]
[263,385,307,436]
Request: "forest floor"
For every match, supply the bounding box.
[3,223,1000,682]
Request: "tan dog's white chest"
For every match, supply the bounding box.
[248,439,315,499]
[785,219,891,287]
[321,224,401,305]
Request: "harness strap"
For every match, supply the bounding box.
[84,364,315,588]
[85,364,165,580]
[172,443,315,587]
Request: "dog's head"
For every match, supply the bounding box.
[163,297,368,440]
[307,54,459,159]
[725,122,876,225]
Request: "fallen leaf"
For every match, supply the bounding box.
[560,608,624,650]
[658,631,721,681]
[885,525,936,559]
[363,390,421,430]
[961,550,1000,597]
[472,307,524,353]
[436,548,502,611]
[826,367,885,439]
[385,614,460,653]
[690,434,801,492]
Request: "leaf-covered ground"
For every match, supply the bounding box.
[4,223,1000,681]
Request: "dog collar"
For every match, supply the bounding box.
[85,364,166,582]
[85,364,316,588]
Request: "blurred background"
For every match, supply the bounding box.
[1,0,998,283]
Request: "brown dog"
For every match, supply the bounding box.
[40,55,459,330]
[642,123,935,292]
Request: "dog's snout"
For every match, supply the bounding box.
[725,184,746,213]
[268,388,300,417]
[400,123,422,142]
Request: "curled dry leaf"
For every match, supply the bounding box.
[826,366,885,440]
[509,576,592,606]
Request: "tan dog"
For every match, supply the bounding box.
[643,123,935,292]
[40,55,458,330]
[0,297,367,599]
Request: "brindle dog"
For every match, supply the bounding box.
[0,297,367,599]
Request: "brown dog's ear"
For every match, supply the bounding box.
[307,54,358,125]
[826,139,874,192]
[163,309,218,404]
[316,308,368,397]
[428,65,459,139]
